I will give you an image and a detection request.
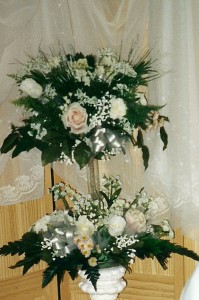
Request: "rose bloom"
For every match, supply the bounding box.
[125,209,146,235]
[75,215,95,237]
[20,78,43,98]
[62,102,88,134]
[108,215,126,237]
[110,98,127,120]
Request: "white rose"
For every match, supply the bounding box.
[125,209,146,235]
[75,215,95,237]
[20,78,43,98]
[62,102,88,134]
[110,98,127,120]
[33,215,51,233]
[108,215,126,237]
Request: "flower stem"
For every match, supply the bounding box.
[86,158,100,199]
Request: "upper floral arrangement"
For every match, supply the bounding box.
[1,47,168,169]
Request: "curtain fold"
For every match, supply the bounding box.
[146,0,199,239]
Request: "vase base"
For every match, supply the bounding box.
[79,266,126,300]
[90,294,119,300]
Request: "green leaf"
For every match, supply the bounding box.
[10,255,41,274]
[136,130,149,169]
[111,188,122,200]
[74,141,92,169]
[12,138,35,158]
[12,97,37,110]
[0,132,20,153]
[0,240,25,256]
[22,231,43,250]
[93,226,111,249]
[141,145,149,170]
[61,139,72,157]
[42,265,60,288]
[99,188,122,208]
[0,231,42,258]
[41,144,61,165]
[30,70,46,85]
[84,266,100,291]
[136,129,144,147]
[160,126,168,150]
[99,191,109,203]
[135,234,199,270]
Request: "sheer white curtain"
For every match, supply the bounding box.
[1,0,199,241]
[146,0,199,240]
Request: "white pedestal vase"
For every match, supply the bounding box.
[78,266,126,300]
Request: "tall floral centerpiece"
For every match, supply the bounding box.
[1,46,198,299]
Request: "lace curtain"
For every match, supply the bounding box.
[145,0,199,240]
[0,0,199,240]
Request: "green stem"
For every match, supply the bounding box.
[86,158,100,199]
[62,197,70,210]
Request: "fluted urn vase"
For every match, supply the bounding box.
[78,266,126,300]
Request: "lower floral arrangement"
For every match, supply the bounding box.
[0,176,199,299]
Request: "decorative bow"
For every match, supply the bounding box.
[43,212,76,257]
[90,127,126,155]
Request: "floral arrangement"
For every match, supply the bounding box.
[0,47,168,169]
[1,176,198,290]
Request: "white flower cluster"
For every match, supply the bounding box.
[115,234,138,250]
[28,123,47,140]
[33,215,51,233]
[41,238,53,250]
[74,233,94,258]
[58,152,73,165]
[135,189,169,222]
[114,61,137,77]
[101,175,122,190]
[49,182,77,202]
[88,96,110,128]
[44,84,57,99]
[49,210,67,223]
[17,54,62,79]
[95,47,137,82]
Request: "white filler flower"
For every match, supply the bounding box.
[33,215,51,233]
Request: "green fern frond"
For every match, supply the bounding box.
[0,240,25,256]
[135,235,199,270]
